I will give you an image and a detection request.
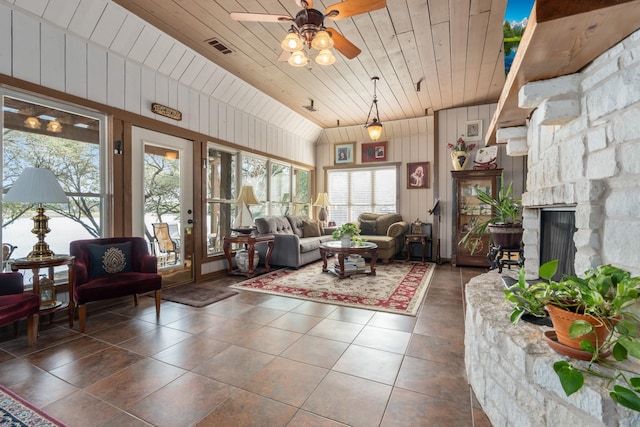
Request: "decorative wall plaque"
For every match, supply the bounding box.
[151,103,182,121]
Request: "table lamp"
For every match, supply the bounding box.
[313,192,331,225]
[3,167,68,259]
[233,185,260,233]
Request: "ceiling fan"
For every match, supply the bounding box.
[231,0,386,66]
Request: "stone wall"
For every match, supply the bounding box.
[497,29,640,278]
[465,272,640,426]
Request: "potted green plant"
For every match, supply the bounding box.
[504,260,640,412]
[460,174,523,254]
[332,223,360,247]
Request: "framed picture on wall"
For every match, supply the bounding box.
[334,142,355,164]
[465,120,483,141]
[407,162,429,189]
[361,141,387,163]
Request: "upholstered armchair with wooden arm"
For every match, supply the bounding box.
[69,237,162,333]
[0,272,40,345]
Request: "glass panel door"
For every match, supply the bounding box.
[131,127,193,286]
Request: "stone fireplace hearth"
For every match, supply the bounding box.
[469,25,640,427]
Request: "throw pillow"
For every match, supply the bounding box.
[359,219,377,235]
[88,242,133,278]
[302,220,321,237]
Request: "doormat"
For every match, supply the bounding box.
[0,384,69,427]
[160,283,238,307]
[230,261,435,316]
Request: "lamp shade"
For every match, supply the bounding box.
[235,185,261,206]
[366,119,383,140]
[4,167,68,203]
[313,192,330,207]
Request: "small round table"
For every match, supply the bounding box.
[10,255,75,326]
[319,241,378,279]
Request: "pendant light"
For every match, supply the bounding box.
[364,76,383,140]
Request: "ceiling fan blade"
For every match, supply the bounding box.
[327,27,361,59]
[294,0,313,8]
[325,0,386,20]
[230,12,292,23]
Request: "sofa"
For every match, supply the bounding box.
[352,213,409,263]
[254,215,333,268]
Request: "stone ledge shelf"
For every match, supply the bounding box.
[464,272,640,426]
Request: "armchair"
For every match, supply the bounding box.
[0,272,40,345]
[69,237,162,333]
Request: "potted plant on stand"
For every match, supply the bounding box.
[460,174,523,254]
[332,223,360,247]
[504,260,640,412]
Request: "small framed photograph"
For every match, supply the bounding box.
[334,142,355,164]
[361,141,387,163]
[407,162,429,189]
[465,120,483,141]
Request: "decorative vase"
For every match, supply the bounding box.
[451,150,470,170]
[545,304,614,350]
[235,249,259,272]
[341,234,352,247]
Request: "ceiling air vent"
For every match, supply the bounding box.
[205,38,232,54]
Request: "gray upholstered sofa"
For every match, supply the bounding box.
[254,215,333,268]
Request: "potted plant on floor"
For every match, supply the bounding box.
[504,260,640,412]
[460,174,523,254]
[332,223,361,247]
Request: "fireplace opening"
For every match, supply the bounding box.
[540,209,576,281]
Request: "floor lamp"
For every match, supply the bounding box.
[313,192,330,226]
[4,167,68,259]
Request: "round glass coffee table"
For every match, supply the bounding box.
[319,241,378,279]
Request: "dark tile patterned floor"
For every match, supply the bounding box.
[0,263,493,427]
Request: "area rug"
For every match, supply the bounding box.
[230,261,435,316]
[0,385,68,427]
[161,283,238,307]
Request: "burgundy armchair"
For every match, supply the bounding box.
[70,237,162,333]
[0,272,40,345]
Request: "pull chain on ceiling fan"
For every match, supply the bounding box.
[231,0,386,66]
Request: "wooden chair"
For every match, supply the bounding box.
[69,237,162,333]
[0,272,40,345]
[152,223,179,266]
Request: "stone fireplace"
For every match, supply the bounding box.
[466,27,640,427]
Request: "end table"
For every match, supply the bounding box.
[223,234,275,278]
[10,255,75,326]
[405,234,430,263]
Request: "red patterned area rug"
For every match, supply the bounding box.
[0,385,68,426]
[230,261,435,316]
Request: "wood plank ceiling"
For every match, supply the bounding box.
[112,0,509,129]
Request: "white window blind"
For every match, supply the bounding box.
[327,166,397,224]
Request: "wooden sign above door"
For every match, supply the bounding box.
[151,103,182,121]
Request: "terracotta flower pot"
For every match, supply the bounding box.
[545,304,614,350]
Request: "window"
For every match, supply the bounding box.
[205,144,311,256]
[327,166,397,224]
[1,91,107,263]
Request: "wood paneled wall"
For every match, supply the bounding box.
[0,2,318,165]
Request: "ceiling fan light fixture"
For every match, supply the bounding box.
[315,49,336,65]
[281,31,303,52]
[288,50,309,67]
[311,30,333,50]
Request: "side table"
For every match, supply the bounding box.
[223,234,275,278]
[405,234,430,262]
[10,255,75,326]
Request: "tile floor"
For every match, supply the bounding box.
[0,263,492,427]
